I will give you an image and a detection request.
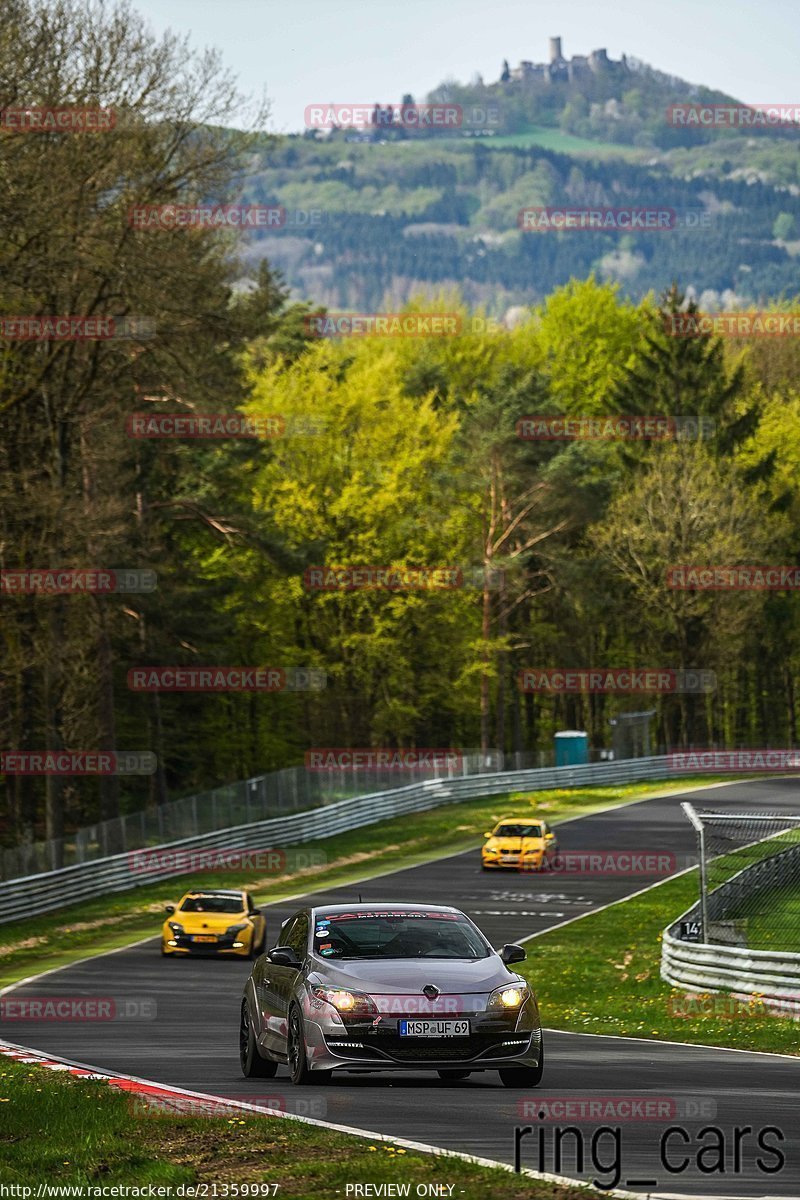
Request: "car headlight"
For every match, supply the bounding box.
[225,923,249,937]
[310,987,377,1017]
[168,922,184,934]
[487,984,529,1010]
[483,846,499,854]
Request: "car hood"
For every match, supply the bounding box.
[308,956,516,993]
[486,837,545,851]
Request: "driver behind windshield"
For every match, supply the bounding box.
[313,911,490,960]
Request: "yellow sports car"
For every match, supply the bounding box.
[481,816,558,872]
[161,888,266,958]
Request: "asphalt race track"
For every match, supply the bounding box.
[5,778,800,1197]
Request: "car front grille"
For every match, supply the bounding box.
[326,1028,532,1063]
[173,935,238,951]
[383,1033,524,1061]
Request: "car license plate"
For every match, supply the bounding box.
[398,1019,470,1037]
[192,935,217,943]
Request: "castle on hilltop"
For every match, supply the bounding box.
[503,37,628,84]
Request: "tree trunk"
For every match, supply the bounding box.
[480,572,491,753]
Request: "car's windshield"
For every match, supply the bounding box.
[179,895,244,913]
[312,910,490,960]
[494,823,543,837]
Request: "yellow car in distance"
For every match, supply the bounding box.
[481,816,558,872]
[161,888,266,958]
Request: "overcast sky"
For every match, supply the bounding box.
[131,0,800,133]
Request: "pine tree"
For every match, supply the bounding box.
[612,284,759,456]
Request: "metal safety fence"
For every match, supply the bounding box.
[0,754,678,924]
[1,751,512,882]
[661,803,800,1005]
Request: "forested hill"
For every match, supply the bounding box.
[241,132,800,314]
[240,48,800,313]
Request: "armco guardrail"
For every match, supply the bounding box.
[661,926,800,1008]
[661,843,800,1005]
[1,751,512,881]
[0,755,678,923]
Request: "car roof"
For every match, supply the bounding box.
[309,902,461,916]
[493,815,545,824]
[181,889,245,899]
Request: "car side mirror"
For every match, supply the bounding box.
[164,904,175,915]
[545,832,555,839]
[483,831,492,838]
[500,943,526,965]
[268,946,302,968]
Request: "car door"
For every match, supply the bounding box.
[258,914,296,1056]
[249,952,272,1050]
[269,912,309,1057]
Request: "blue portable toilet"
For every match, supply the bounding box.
[554,730,589,766]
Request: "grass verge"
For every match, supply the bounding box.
[0,1056,594,1197]
[744,884,800,950]
[0,776,731,990]
[519,869,800,1056]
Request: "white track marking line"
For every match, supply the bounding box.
[519,866,697,943]
[542,1027,800,1062]
[2,1036,796,1199]
[0,1037,647,1198]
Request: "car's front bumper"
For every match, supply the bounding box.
[302,1000,543,1073]
[163,935,249,956]
[482,856,544,870]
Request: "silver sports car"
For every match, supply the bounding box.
[239,902,543,1087]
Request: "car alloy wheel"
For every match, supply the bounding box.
[288,1005,330,1086]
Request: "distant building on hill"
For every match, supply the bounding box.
[506,37,627,84]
